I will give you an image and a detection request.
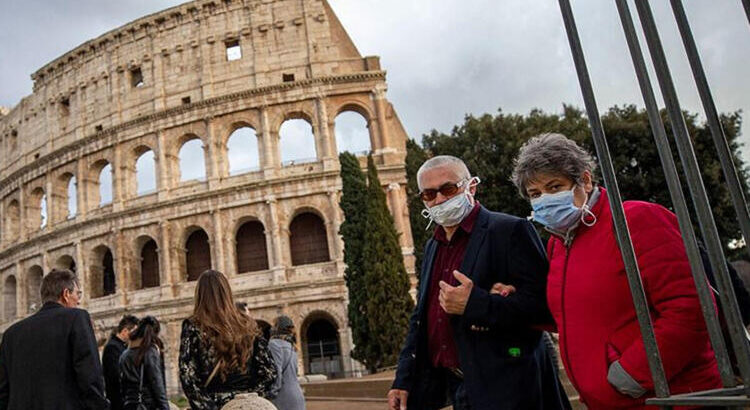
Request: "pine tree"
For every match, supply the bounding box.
[358,155,414,371]
[337,152,370,366]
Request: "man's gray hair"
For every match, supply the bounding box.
[416,155,471,190]
[511,133,597,198]
[40,269,79,304]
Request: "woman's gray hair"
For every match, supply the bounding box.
[416,155,471,190]
[511,133,597,198]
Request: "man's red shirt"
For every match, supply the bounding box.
[426,202,480,369]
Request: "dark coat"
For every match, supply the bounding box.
[392,206,570,410]
[103,336,128,410]
[0,302,109,410]
[118,346,170,410]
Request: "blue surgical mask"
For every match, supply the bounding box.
[421,177,480,229]
[530,189,590,231]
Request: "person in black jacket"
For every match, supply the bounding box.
[103,315,139,410]
[0,269,109,410]
[388,156,570,410]
[118,316,170,410]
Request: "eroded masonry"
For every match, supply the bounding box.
[0,0,414,394]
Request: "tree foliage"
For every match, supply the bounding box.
[339,153,414,372]
[408,105,749,259]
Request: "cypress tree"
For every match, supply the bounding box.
[359,155,414,371]
[337,152,370,366]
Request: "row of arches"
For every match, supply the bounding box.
[1,111,369,244]
[1,211,331,320]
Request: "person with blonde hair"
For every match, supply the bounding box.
[179,270,277,409]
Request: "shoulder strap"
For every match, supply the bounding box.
[137,362,144,404]
[204,359,223,388]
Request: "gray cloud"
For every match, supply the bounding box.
[2,0,749,161]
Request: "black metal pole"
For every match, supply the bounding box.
[634,0,750,394]
[670,0,750,263]
[743,0,750,26]
[614,0,735,387]
[557,0,670,398]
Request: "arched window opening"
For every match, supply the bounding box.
[5,200,20,242]
[67,176,77,219]
[135,150,157,195]
[179,138,207,182]
[140,239,160,289]
[227,127,260,175]
[186,229,211,281]
[279,119,317,166]
[99,163,113,206]
[335,111,371,155]
[103,249,116,296]
[303,316,341,377]
[236,221,269,273]
[4,276,17,321]
[290,213,329,266]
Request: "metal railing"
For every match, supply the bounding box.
[558,0,750,407]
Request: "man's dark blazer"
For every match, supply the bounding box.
[392,206,569,409]
[0,302,110,410]
[102,336,128,410]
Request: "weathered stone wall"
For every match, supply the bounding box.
[0,0,414,395]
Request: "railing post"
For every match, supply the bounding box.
[557,0,670,398]
[614,0,736,388]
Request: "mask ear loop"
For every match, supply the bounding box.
[421,208,435,230]
[581,204,597,227]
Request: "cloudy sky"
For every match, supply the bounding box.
[1,0,749,161]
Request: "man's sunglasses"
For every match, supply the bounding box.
[419,180,468,201]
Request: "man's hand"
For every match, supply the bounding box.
[387,388,408,410]
[490,282,517,297]
[439,270,473,315]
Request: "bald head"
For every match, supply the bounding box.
[416,155,471,191]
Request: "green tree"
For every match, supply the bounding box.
[338,152,370,367]
[356,155,414,372]
[408,105,748,258]
[405,138,430,280]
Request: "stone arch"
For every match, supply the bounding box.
[4,199,20,243]
[289,211,329,266]
[334,109,372,155]
[279,112,317,166]
[90,159,113,207]
[226,125,261,176]
[177,135,207,182]
[184,227,211,281]
[300,310,342,376]
[235,218,268,274]
[133,145,157,196]
[4,275,17,322]
[26,265,43,312]
[136,235,160,289]
[54,172,77,220]
[28,187,47,231]
[90,245,116,298]
[55,254,77,273]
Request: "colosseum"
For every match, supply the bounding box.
[0,0,415,395]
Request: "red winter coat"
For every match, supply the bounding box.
[546,188,721,409]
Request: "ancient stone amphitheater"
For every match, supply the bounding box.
[0,0,414,395]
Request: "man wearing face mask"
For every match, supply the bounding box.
[509,133,721,409]
[388,156,571,410]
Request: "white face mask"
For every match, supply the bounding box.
[421,177,480,229]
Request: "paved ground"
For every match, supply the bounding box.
[307,400,388,410]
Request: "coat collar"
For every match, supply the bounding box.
[40,301,64,312]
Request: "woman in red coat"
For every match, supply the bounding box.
[509,133,721,409]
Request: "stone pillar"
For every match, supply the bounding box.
[113,229,130,305]
[265,198,285,284]
[156,131,171,202]
[159,220,173,290]
[315,97,335,169]
[326,191,343,261]
[386,183,411,248]
[260,107,279,179]
[76,160,87,220]
[373,84,390,152]
[113,143,125,212]
[205,117,222,188]
[42,250,51,274]
[44,176,54,227]
[75,241,86,308]
[16,262,26,317]
[211,210,226,274]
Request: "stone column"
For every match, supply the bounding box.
[373,84,390,151]
[156,130,171,202]
[113,229,130,305]
[386,183,410,248]
[315,97,334,167]
[16,262,26,317]
[211,210,226,274]
[76,159,87,220]
[265,198,285,284]
[326,191,343,261]
[205,117,222,189]
[113,143,125,212]
[260,107,278,179]
[44,176,55,227]
[42,250,51,274]
[75,241,86,308]
[158,221,173,290]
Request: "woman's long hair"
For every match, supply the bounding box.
[191,270,259,380]
[129,316,164,367]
